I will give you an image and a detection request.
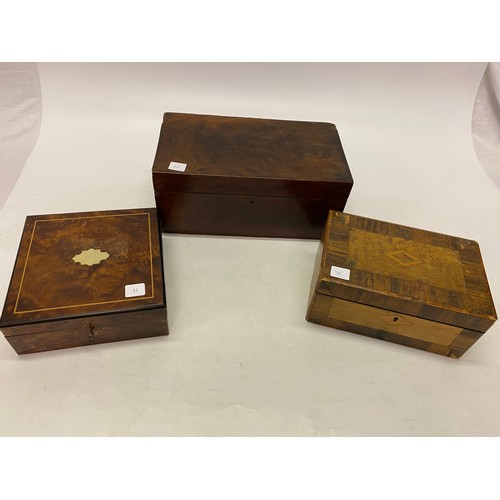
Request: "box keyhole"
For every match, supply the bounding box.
[393,316,399,322]
[89,322,95,342]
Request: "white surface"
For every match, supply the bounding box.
[1,63,499,436]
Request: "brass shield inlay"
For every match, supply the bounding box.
[72,248,109,266]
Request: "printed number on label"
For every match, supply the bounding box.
[125,283,146,298]
[168,161,187,172]
[330,266,350,281]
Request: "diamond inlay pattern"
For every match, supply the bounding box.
[386,250,422,267]
[347,228,467,293]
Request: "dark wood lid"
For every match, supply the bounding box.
[315,211,497,332]
[152,112,353,198]
[0,208,166,327]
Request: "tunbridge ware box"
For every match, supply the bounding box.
[0,208,168,355]
[152,112,353,239]
[306,210,497,358]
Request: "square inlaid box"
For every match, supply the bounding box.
[0,208,168,355]
[306,210,497,358]
[152,112,354,239]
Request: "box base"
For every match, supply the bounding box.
[2,308,168,355]
[306,292,482,358]
[155,191,348,239]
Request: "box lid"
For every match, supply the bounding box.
[0,208,166,328]
[315,211,497,332]
[152,112,353,198]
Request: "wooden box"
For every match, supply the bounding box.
[306,210,497,358]
[0,208,168,355]
[152,112,353,239]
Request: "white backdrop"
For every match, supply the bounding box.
[0,63,41,209]
[1,63,499,436]
[472,62,500,189]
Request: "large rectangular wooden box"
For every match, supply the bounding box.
[306,211,497,358]
[152,112,353,239]
[0,208,168,355]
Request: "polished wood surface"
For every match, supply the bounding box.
[306,210,497,357]
[153,112,353,182]
[155,191,348,238]
[0,208,168,354]
[152,112,353,238]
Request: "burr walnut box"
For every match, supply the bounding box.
[152,112,353,239]
[306,211,497,358]
[0,208,168,355]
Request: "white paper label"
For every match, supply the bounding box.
[168,161,187,172]
[330,266,350,281]
[125,283,146,298]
